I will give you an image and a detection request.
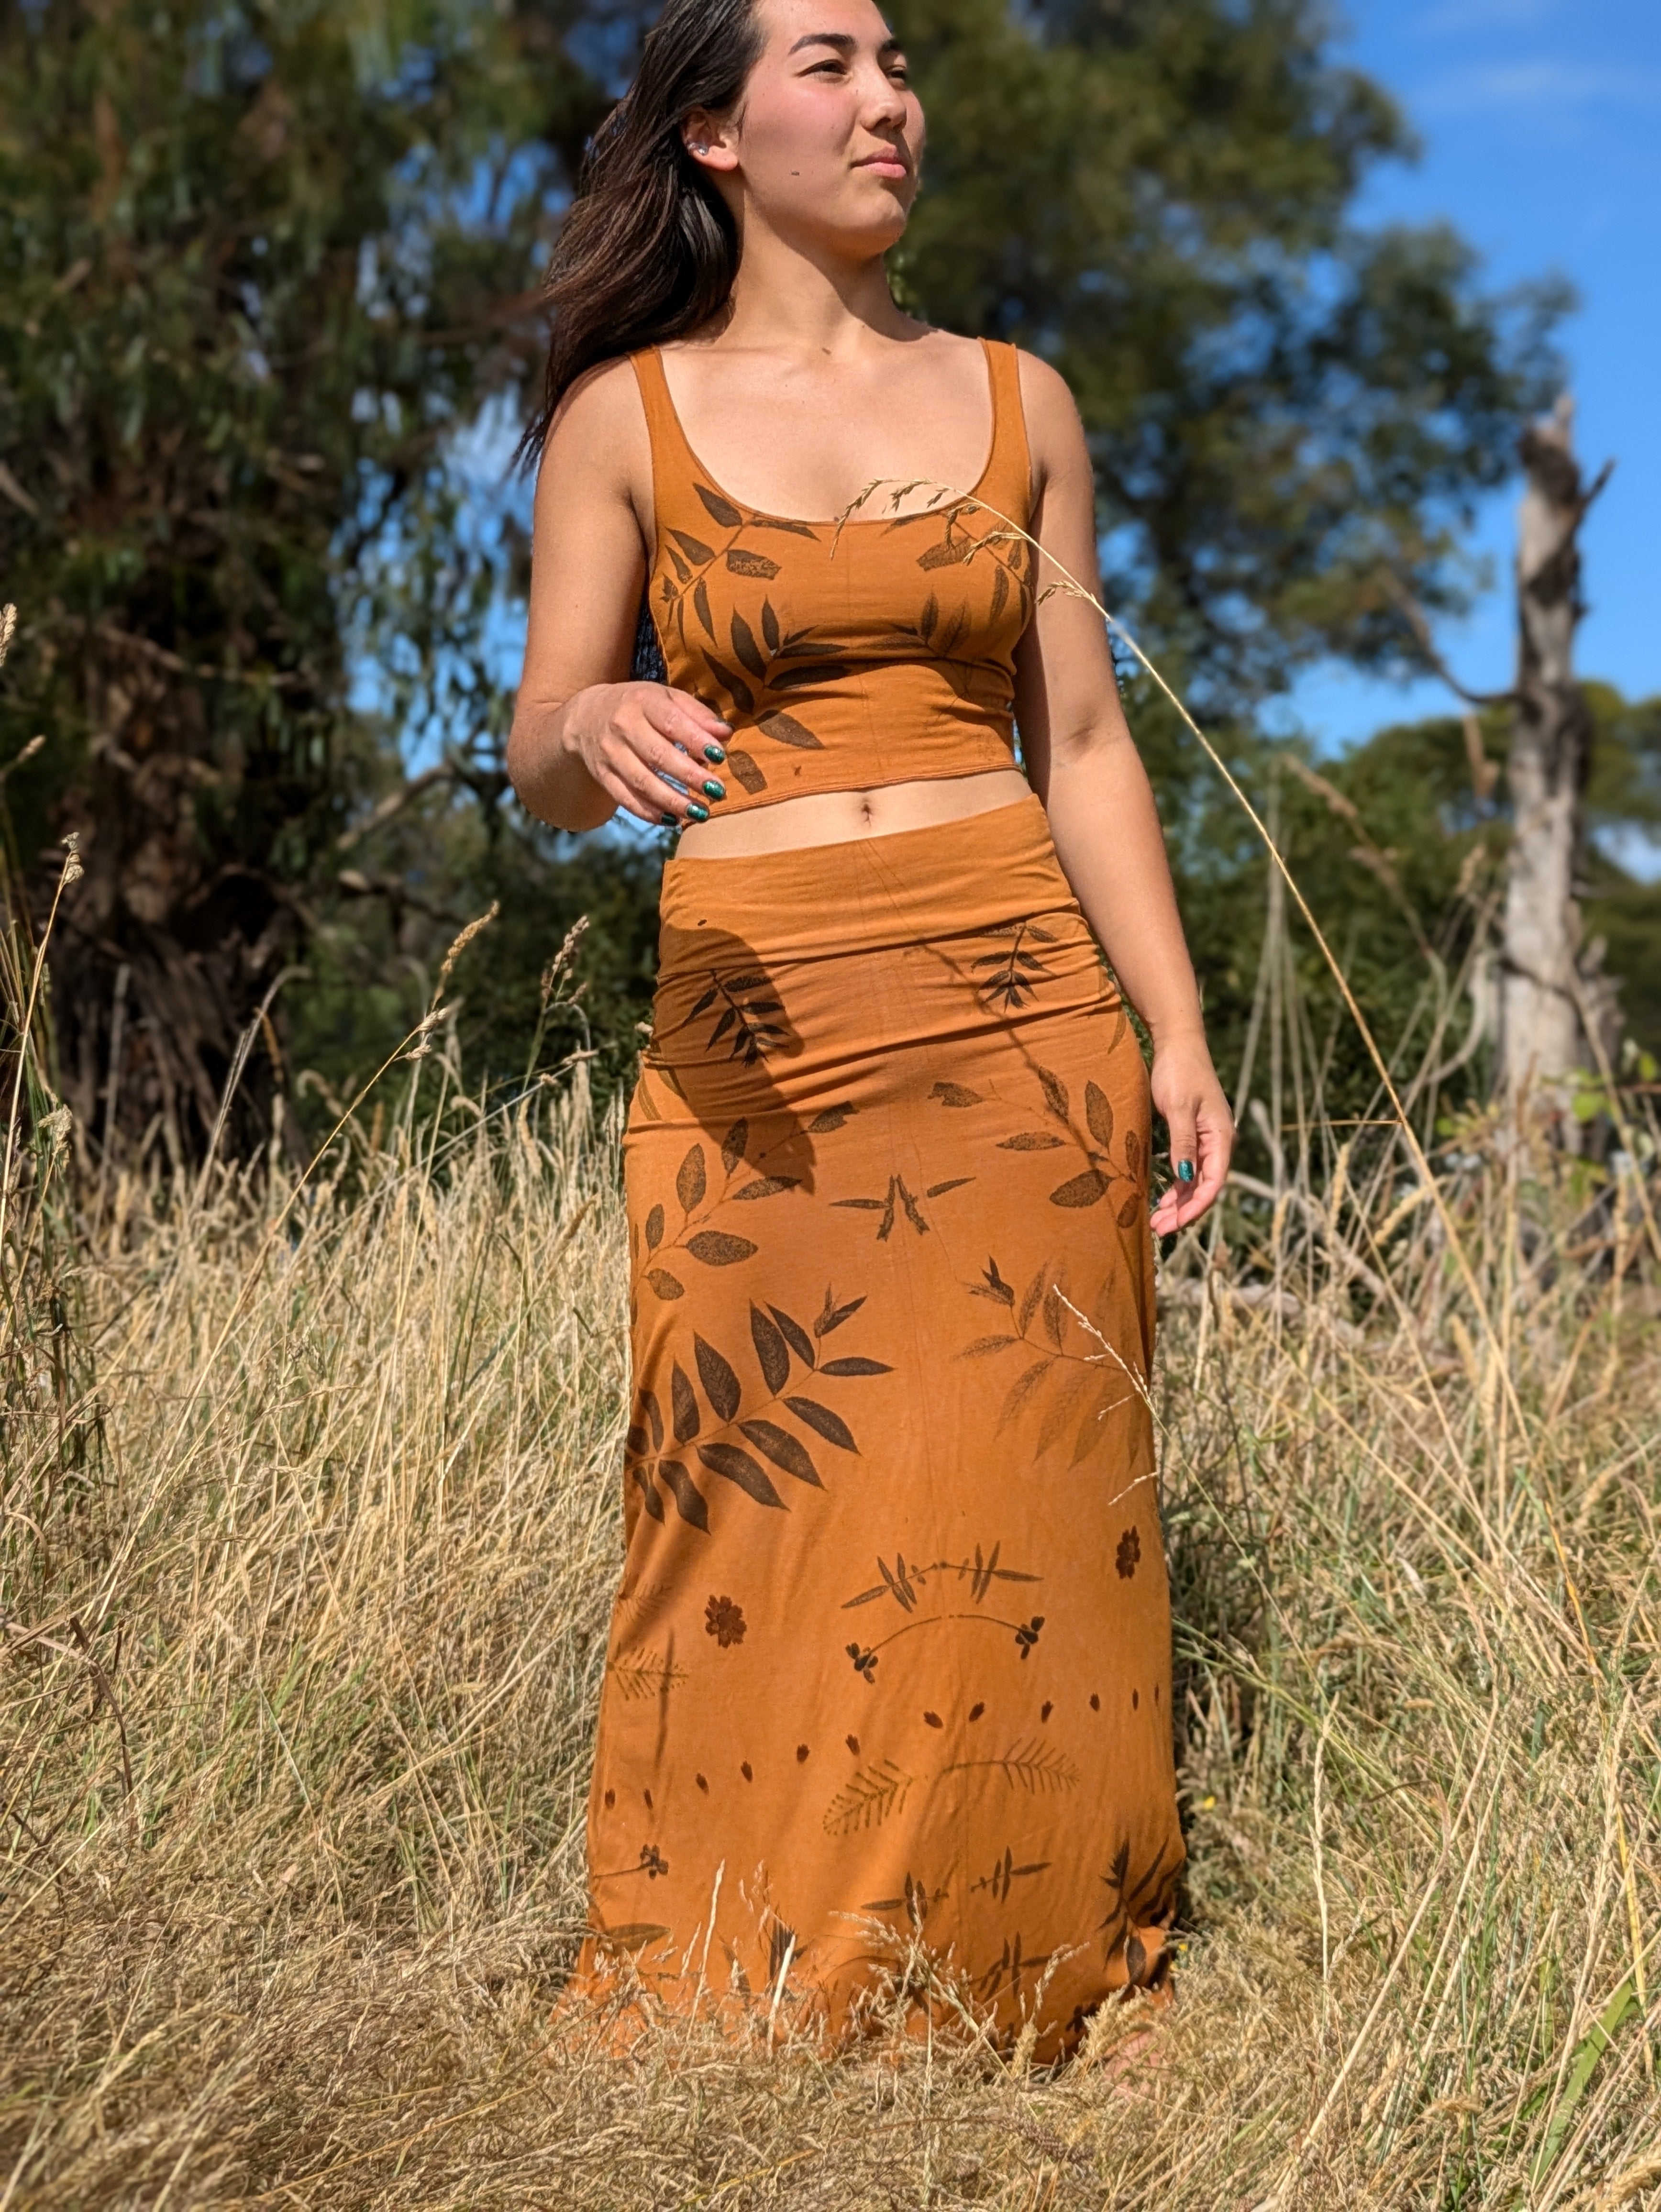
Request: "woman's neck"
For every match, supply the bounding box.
[701,217,917,358]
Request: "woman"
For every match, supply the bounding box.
[508,0,1232,2057]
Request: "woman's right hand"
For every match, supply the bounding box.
[560,681,733,828]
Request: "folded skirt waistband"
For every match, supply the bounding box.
[657,795,1074,965]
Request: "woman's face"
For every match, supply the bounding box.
[685,0,924,258]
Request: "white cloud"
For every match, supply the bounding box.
[1416,59,1661,115]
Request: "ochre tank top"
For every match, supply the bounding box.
[631,339,1033,810]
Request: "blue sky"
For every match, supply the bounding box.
[1283,0,1661,748]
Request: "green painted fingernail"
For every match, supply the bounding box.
[659,812,676,827]
[1177,1159,1196,1183]
[701,779,725,800]
[687,802,709,822]
[703,743,727,764]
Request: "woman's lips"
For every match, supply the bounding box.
[857,152,909,177]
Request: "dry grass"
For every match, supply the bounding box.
[1,1028,1658,2208]
[4,602,1661,2209]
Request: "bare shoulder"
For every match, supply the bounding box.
[1012,348,1088,462]
[538,354,650,493]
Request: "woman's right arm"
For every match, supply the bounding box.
[506,362,733,832]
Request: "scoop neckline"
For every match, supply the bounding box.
[647,335,1003,531]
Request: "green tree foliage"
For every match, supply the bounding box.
[893,0,1567,707]
[1173,690,1661,1172]
[0,0,601,1155]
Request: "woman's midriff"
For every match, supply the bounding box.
[672,768,1031,859]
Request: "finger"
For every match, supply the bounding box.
[1155,1106,1230,1233]
[604,730,714,824]
[653,686,732,763]
[628,710,731,806]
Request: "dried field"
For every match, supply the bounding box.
[3,1018,1660,2208]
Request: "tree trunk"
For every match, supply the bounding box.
[1499,397,1606,1115]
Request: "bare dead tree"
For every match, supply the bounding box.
[1502,399,1615,1108]
[1386,395,1614,1127]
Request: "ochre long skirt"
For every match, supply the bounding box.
[576,795,1183,2057]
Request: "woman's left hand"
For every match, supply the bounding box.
[1148,1033,1233,1234]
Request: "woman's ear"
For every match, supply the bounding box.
[682,108,741,174]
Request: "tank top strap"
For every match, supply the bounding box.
[629,346,698,494]
[978,338,1032,526]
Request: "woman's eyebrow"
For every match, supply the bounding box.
[786,32,906,60]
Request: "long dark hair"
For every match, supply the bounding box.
[520,0,763,462]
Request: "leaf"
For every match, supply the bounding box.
[750,1303,791,1395]
[726,547,781,580]
[959,1334,1021,1358]
[668,527,715,565]
[769,662,848,693]
[833,1198,888,1210]
[1051,1169,1111,1209]
[1085,1080,1115,1151]
[918,538,971,569]
[1042,1287,1066,1349]
[1124,1127,1142,1180]
[918,591,938,641]
[753,514,819,538]
[807,1104,855,1133]
[689,985,720,1019]
[819,1356,893,1378]
[981,1258,1015,1306]
[693,577,715,639]
[998,1132,1064,1151]
[695,483,743,528]
[991,563,1009,621]
[666,542,691,584]
[720,1118,748,1173]
[786,1396,858,1453]
[633,1465,664,1522]
[697,1442,784,1507]
[1018,1267,1045,1336]
[703,654,755,717]
[998,1358,1054,1435]
[687,1231,758,1266]
[770,1306,817,1368]
[694,1333,742,1422]
[927,1177,972,1198]
[640,1388,664,1452]
[760,598,780,652]
[598,1921,672,1948]
[815,1289,865,1338]
[676,1144,706,1214]
[709,1008,737,1047]
[671,1362,700,1443]
[646,1269,685,1301]
[1037,1066,1070,1123]
[658,1459,709,1531]
[759,711,823,749]
[730,608,766,675]
[727,749,767,794]
[644,1203,664,1252]
[1117,1191,1144,1228]
[1071,1399,1107,1467]
[930,1081,983,1107]
[734,1175,799,1199]
[739,1419,822,1486]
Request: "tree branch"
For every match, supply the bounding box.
[1379,572,1516,709]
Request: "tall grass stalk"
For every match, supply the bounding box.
[1,580,1658,2203]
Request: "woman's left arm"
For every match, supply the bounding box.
[1010,354,1232,1233]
